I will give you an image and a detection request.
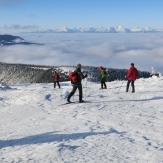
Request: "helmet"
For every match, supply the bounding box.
[99,66,103,70]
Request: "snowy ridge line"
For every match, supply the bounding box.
[0,62,151,84]
[25,26,163,33]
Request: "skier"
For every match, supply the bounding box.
[67,63,87,103]
[99,66,107,89]
[52,71,60,88]
[125,63,138,93]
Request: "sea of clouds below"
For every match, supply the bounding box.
[0,33,163,74]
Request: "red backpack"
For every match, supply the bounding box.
[68,72,78,83]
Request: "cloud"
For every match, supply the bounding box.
[3,24,38,30]
[1,33,163,74]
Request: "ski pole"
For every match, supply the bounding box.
[117,80,124,94]
[85,77,87,102]
[72,84,75,101]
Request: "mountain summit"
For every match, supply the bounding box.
[30,26,163,33]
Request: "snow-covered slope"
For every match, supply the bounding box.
[0,76,163,162]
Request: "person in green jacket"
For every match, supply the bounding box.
[99,66,107,89]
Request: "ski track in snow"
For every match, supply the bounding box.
[0,77,163,163]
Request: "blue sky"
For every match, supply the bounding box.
[1,0,163,73]
[0,0,163,33]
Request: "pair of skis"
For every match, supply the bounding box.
[59,101,89,106]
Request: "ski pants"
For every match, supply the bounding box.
[54,81,60,88]
[101,79,107,89]
[127,80,134,90]
[67,83,83,101]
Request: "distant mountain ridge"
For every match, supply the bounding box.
[0,34,24,42]
[29,26,163,33]
[0,34,43,46]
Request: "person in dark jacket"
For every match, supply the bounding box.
[52,71,60,88]
[67,63,87,103]
[99,66,107,89]
[125,63,138,93]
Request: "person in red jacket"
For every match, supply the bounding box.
[52,71,60,88]
[125,63,138,93]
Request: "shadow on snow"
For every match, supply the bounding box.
[0,128,126,149]
[91,96,163,103]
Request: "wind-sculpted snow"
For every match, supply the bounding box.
[0,80,12,90]
[0,76,163,162]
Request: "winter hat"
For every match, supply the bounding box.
[99,66,103,70]
[131,63,134,66]
[77,63,81,69]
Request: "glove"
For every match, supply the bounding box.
[85,74,88,78]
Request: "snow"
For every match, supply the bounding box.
[30,26,163,33]
[13,38,25,43]
[0,76,163,162]
[58,66,76,73]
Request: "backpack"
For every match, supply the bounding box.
[52,73,60,81]
[102,68,107,77]
[103,68,107,75]
[68,72,78,83]
[56,74,60,80]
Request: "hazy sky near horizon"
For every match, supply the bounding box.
[0,0,163,34]
[0,33,163,74]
